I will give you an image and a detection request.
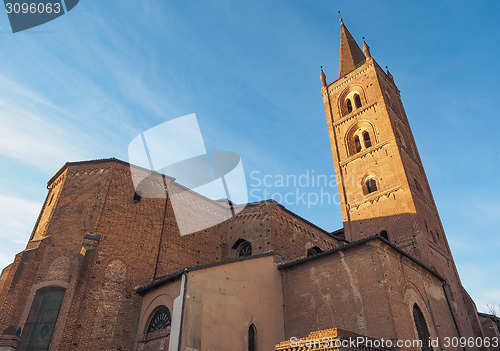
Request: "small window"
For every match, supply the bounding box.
[354,135,362,153]
[354,94,362,108]
[307,246,323,257]
[238,242,252,257]
[133,192,141,203]
[146,306,171,334]
[363,132,372,148]
[366,179,377,194]
[346,99,353,113]
[248,324,257,351]
[380,230,388,240]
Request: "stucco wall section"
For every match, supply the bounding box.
[180,255,284,351]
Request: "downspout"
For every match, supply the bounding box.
[154,176,170,279]
[169,270,188,351]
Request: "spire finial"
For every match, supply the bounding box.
[363,37,371,58]
[320,66,327,88]
[338,11,343,24]
[386,66,394,81]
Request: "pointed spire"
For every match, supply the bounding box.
[338,21,366,78]
[386,66,394,82]
[362,37,371,59]
[320,66,327,88]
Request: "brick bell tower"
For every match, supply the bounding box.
[321,20,449,259]
[321,20,484,340]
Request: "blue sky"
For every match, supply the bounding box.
[0,1,499,312]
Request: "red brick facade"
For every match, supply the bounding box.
[0,159,342,350]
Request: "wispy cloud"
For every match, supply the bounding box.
[0,80,86,170]
[0,195,40,240]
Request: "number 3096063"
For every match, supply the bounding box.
[5,2,62,14]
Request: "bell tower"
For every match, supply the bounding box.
[321,19,484,341]
[322,20,451,262]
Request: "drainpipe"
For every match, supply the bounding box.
[168,271,188,351]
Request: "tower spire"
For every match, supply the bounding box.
[338,21,365,78]
[320,66,327,88]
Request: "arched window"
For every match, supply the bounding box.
[232,239,253,258]
[380,230,388,240]
[248,324,257,351]
[346,99,353,113]
[366,179,378,194]
[146,306,171,334]
[238,241,252,257]
[354,135,362,153]
[363,132,372,148]
[307,246,323,257]
[413,304,433,351]
[19,286,66,351]
[354,94,362,108]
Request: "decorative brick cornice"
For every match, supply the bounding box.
[333,101,379,128]
[325,62,375,96]
[348,184,402,209]
[340,140,390,167]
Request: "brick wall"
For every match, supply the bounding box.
[280,238,459,349]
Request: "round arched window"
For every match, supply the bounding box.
[354,94,362,108]
[366,179,378,194]
[146,306,171,334]
[238,242,252,257]
[346,99,353,113]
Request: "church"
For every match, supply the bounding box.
[0,20,498,351]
